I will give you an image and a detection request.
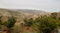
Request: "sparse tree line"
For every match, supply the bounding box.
[0,12,60,33]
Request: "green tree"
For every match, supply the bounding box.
[4,16,16,33]
[24,18,34,27]
[51,12,57,19]
[35,16,57,33]
[0,16,2,25]
[0,16,2,31]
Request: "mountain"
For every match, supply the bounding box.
[0,8,50,21]
[10,9,49,15]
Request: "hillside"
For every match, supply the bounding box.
[0,8,59,33]
[0,8,50,21]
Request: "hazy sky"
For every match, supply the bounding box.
[0,0,60,12]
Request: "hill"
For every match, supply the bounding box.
[0,8,50,21]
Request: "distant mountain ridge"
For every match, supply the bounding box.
[10,9,49,15]
[0,8,51,19]
[0,8,52,21]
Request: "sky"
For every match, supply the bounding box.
[0,0,60,12]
